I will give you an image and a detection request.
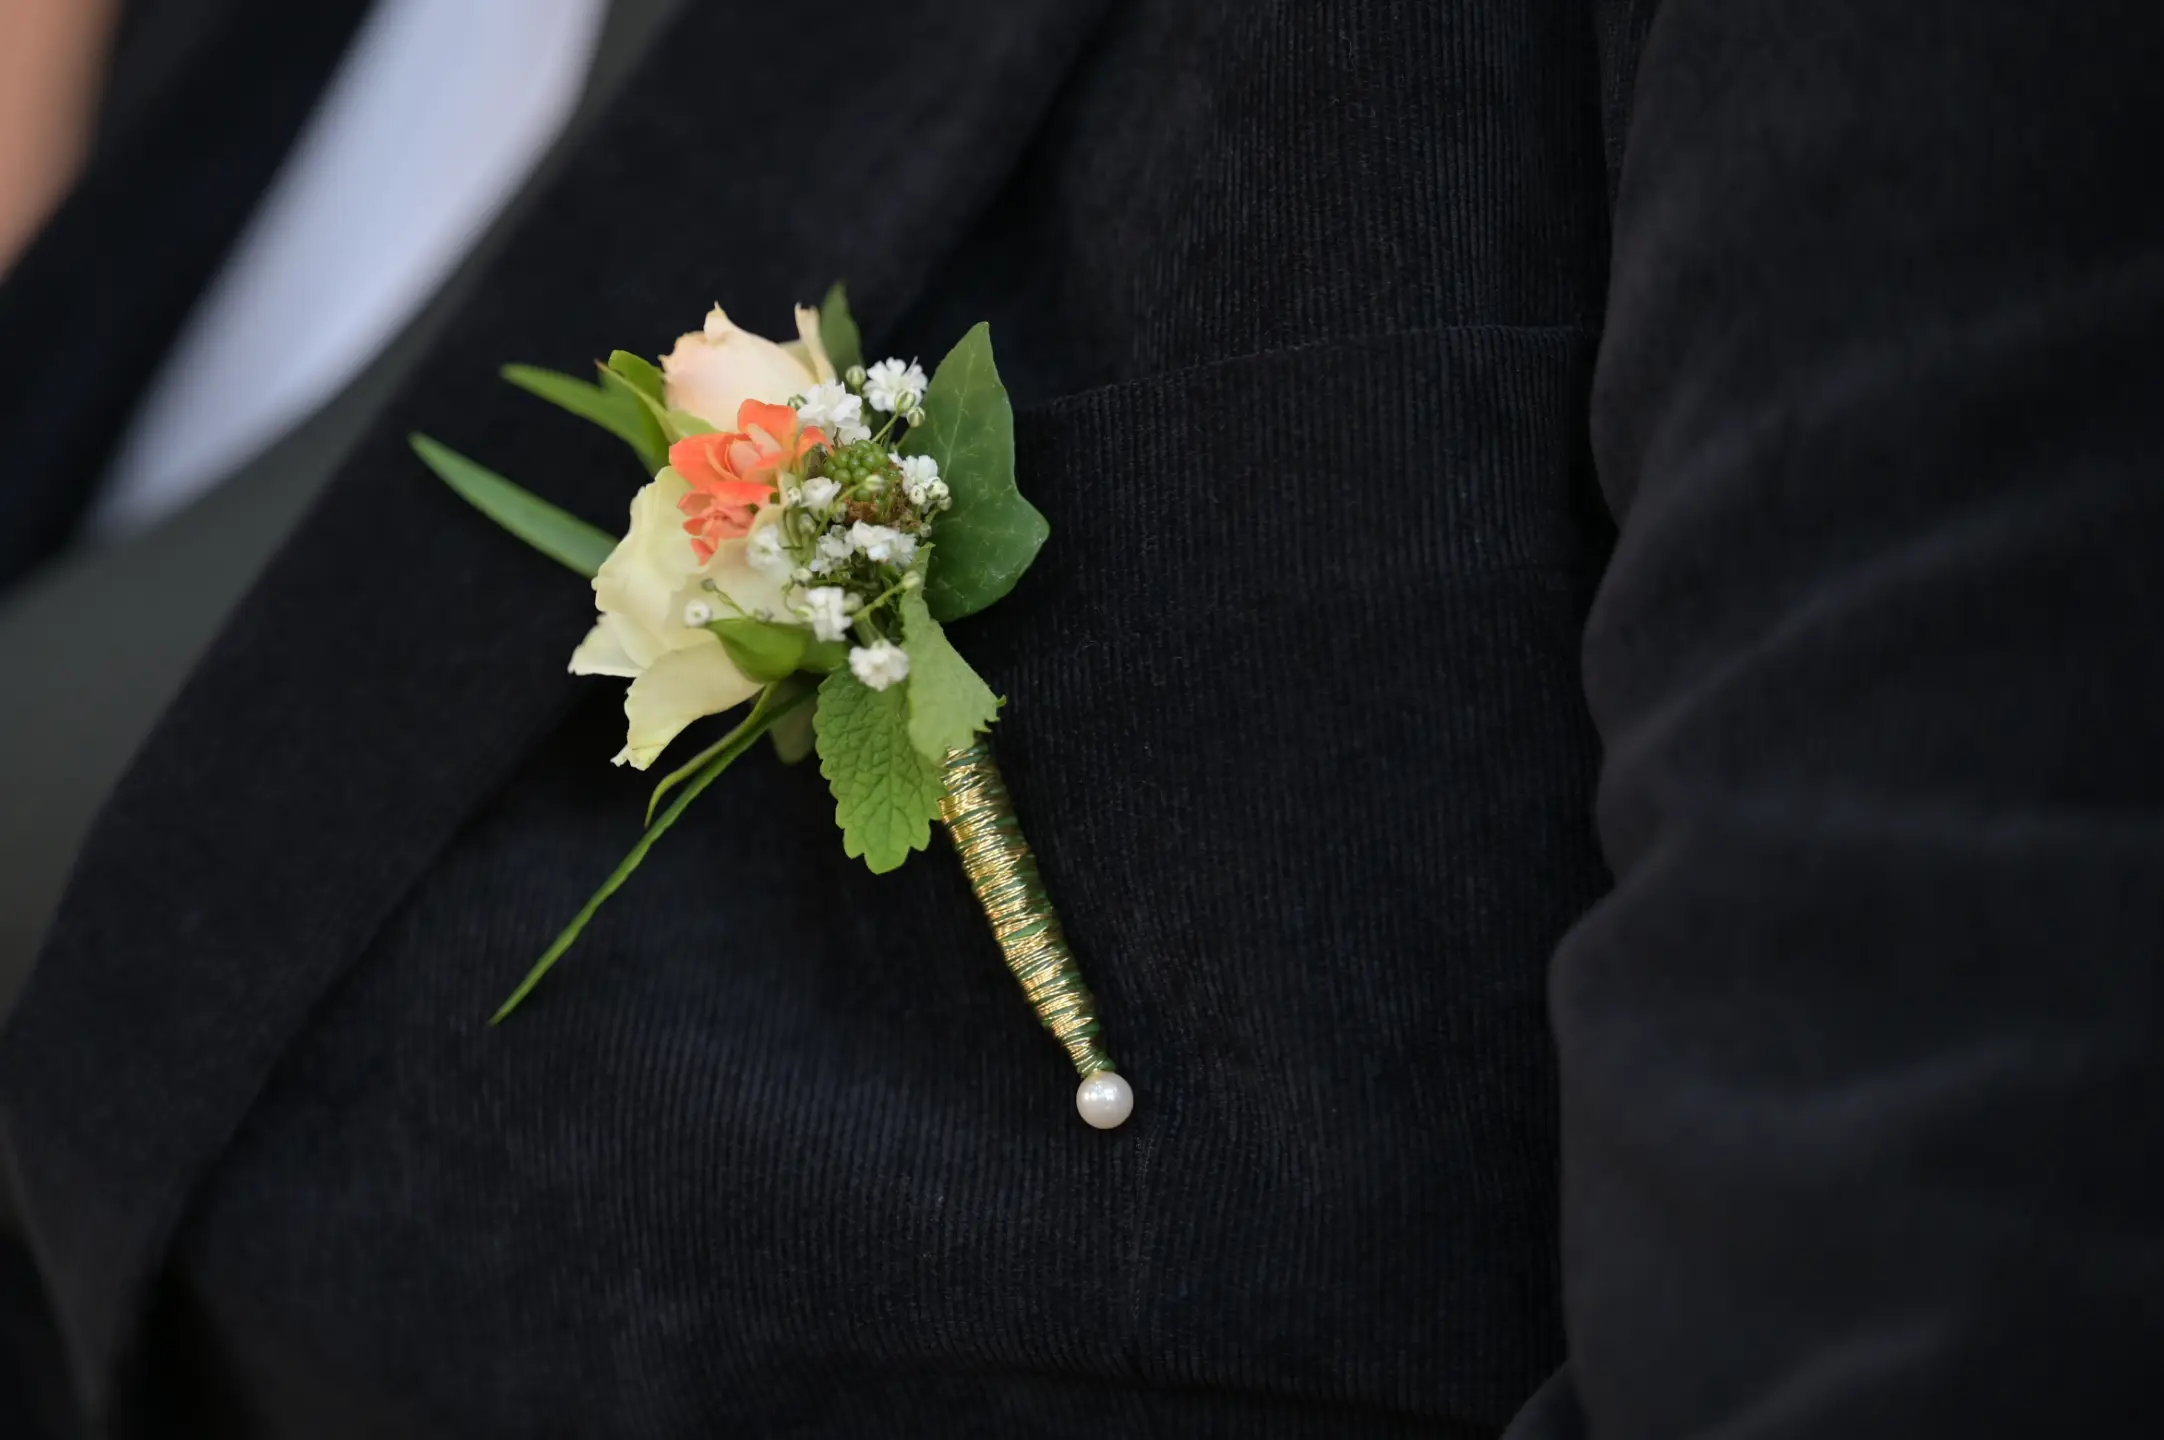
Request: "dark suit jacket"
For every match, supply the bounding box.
[0,0,374,592]
[5,1,2161,1436]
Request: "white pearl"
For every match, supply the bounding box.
[1075,1071,1134,1129]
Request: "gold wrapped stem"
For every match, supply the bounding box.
[938,738,1116,1079]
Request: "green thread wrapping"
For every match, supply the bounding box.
[938,739,1115,1077]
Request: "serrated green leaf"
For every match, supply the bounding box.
[900,587,1001,760]
[411,434,615,577]
[606,350,665,404]
[900,323,1048,621]
[815,668,947,874]
[820,282,863,377]
[502,363,667,474]
[495,682,812,1022]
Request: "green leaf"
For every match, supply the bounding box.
[899,587,1001,760]
[662,408,716,443]
[815,667,948,874]
[494,682,813,1022]
[769,697,817,764]
[645,674,811,824]
[899,323,1048,621]
[704,619,849,685]
[411,434,615,577]
[596,368,670,474]
[800,639,850,673]
[501,362,617,426]
[709,617,811,684]
[606,350,665,404]
[820,281,864,377]
[502,363,668,474]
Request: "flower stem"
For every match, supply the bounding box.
[938,738,1117,1078]
[489,682,814,1024]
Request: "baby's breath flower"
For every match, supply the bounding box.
[812,528,854,574]
[849,521,916,566]
[795,381,862,434]
[800,475,841,511]
[864,357,928,415]
[894,453,941,505]
[848,640,910,691]
[745,524,792,581]
[682,600,714,626]
[798,586,852,643]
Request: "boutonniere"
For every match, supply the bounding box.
[413,288,1131,1128]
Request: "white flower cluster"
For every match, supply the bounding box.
[747,359,960,689]
[799,586,854,643]
[894,452,949,510]
[848,639,910,690]
[746,523,791,582]
[863,358,928,416]
[795,381,871,445]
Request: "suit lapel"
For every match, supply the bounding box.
[0,0,1109,1426]
[0,0,375,589]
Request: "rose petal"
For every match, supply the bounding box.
[612,640,761,769]
[568,621,639,678]
[660,306,820,431]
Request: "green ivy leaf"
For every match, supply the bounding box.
[900,587,1001,760]
[900,323,1048,621]
[815,668,947,873]
[501,363,667,475]
[410,435,615,577]
[820,281,863,378]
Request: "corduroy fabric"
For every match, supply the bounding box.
[159,329,1608,1438]
[1547,3,2164,1435]
[4,1,1618,1432]
[13,0,2162,1437]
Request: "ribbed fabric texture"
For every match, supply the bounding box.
[166,332,1609,1440]
[16,1,2160,1434]
[5,1,1620,1435]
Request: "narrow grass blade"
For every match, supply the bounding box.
[503,363,668,474]
[490,684,814,1023]
[644,678,809,825]
[411,434,614,577]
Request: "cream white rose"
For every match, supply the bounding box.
[661,304,834,430]
[569,468,794,769]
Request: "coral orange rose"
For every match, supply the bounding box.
[673,399,825,560]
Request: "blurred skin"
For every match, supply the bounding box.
[0,0,120,276]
